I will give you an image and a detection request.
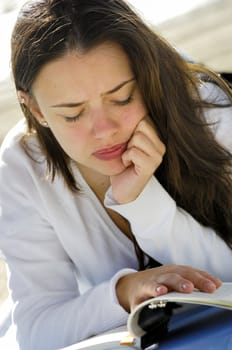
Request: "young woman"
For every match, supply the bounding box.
[0,0,231,349]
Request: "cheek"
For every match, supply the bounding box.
[122,103,146,128]
[49,123,88,150]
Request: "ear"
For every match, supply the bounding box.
[17,90,49,128]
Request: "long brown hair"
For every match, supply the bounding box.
[11,0,232,257]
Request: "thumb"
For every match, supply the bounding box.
[121,152,132,168]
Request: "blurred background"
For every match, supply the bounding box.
[0,0,232,309]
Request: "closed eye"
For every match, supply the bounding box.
[63,110,84,123]
[64,115,80,123]
[63,113,82,123]
[112,93,134,106]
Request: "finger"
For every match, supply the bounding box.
[121,147,157,176]
[194,270,222,288]
[132,119,166,157]
[156,273,195,293]
[185,271,221,293]
[127,131,165,160]
[135,118,157,140]
[169,267,221,293]
[122,130,165,173]
[136,118,166,153]
[132,284,168,310]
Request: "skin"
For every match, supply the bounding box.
[18,42,222,312]
[20,43,165,202]
[116,265,221,312]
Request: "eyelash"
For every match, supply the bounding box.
[113,94,134,106]
[64,94,134,123]
[64,111,84,123]
[64,115,80,123]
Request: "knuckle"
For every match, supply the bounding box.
[155,153,163,164]
[138,119,147,128]
[161,143,166,155]
[157,272,178,284]
[132,132,142,144]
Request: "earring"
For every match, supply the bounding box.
[19,98,25,104]
[41,121,49,127]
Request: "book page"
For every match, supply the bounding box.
[147,282,232,309]
[59,327,139,350]
[128,282,232,337]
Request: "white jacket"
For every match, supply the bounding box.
[0,82,232,350]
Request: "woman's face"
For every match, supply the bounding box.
[29,42,147,176]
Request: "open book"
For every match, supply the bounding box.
[128,282,232,336]
[60,282,232,350]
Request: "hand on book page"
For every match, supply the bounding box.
[127,282,232,350]
[127,282,232,338]
[59,284,232,350]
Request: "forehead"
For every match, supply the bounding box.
[32,42,133,101]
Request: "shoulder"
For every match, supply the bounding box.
[198,81,230,105]
[0,119,46,180]
[1,119,43,160]
[199,82,232,151]
[0,119,26,152]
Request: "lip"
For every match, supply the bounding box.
[93,143,127,160]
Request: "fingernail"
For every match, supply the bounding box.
[181,282,190,291]
[156,286,166,294]
[204,281,216,291]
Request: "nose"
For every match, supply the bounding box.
[91,107,118,139]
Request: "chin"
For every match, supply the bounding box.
[100,161,126,176]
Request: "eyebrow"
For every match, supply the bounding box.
[50,77,135,108]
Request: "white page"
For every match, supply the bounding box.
[59,326,139,350]
[128,282,232,337]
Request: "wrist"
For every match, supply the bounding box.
[116,272,136,312]
[110,268,137,309]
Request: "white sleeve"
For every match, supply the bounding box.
[200,82,232,151]
[105,84,232,282]
[0,133,128,350]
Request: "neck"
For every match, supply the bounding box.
[77,164,110,203]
